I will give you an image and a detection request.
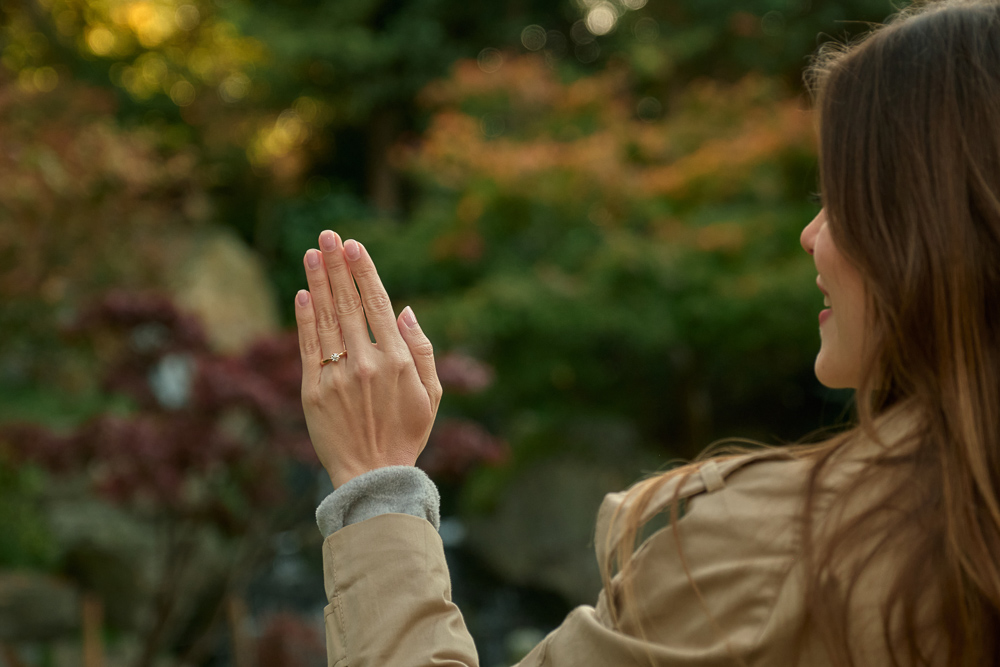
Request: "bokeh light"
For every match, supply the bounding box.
[169,79,195,105]
[219,72,250,102]
[520,25,546,51]
[585,3,617,36]
[762,11,787,36]
[477,47,503,73]
[570,19,595,45]
[86,25,116,55]
[174,4,200,31]
[636,96,662,121]
[126,1,176,48]
[480,113,505,138]
[633,17,659,42]
[544,30,568,60]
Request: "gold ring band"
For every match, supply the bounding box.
[321,350,348,366]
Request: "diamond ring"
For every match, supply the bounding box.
[321,350,348,366]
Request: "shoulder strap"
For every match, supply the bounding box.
[594,450,792,568]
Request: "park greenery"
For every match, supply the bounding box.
[0,0,899,663]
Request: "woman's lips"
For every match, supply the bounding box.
[816,277,831,325]
[816,277,830,298]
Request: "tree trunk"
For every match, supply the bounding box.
[367,109,401,214]
[226,595,256,667]
[82,594,105,667]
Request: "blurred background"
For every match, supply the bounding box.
[0,0,897,664]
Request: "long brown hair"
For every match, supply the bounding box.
[601,2,1000,665]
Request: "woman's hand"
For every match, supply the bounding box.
[293,230,442,488]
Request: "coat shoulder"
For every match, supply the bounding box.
[596,450,813,566]
[570,453,822,665]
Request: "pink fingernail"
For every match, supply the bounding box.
[319,230,336,252]
[344,239,360,261]
[296,290,310,306]
[402,306,417,328]
[306,249,321,269]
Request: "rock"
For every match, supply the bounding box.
[0,572,79,641]
[464,458,631,607]
[167,230,280,354]
[45,492,234,639]
[462,415,668,607]
[46,494,159,631]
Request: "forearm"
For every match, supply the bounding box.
[317,467,479,667]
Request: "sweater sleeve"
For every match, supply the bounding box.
[314,465,441,538]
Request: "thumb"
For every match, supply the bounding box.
[397,306,442,404]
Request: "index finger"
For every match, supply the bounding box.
[342,239,406,353]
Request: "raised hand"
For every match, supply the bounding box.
[294,230,442,488]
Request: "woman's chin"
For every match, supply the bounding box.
[814,349,857,390]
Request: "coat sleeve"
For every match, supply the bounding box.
[321,513,479,667]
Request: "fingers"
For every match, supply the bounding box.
[342,238,405,352]
[320,231,405,355]
[294,289,321,385]
[303,248,344,358]
[318,231,376,355]
[397,306,443,404]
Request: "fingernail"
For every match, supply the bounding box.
[345,239,361,261]
[296,290,310,306]
[306,249,321,269]
[319,230,337,252]
[402,306,417,329]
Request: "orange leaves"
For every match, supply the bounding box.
[419,55,565,109]
[0,76,208,307]
[638,101,814,199]
[404,55,816,212]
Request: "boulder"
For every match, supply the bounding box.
[464,458,630,607]
[167,230,280,354]
[462,417,669,607]
[46,493,159,631]
[46,492,234,638]
[0,572,78,641]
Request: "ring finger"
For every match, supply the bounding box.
[302,248,345,360]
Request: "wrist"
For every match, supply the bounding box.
[330,465,380,489]
[329,460,419,489]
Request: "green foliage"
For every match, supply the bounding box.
[606,0,900,85]
[0,460,56,569]
[0,385,134,430]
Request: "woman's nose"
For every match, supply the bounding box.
[800,211,822,255]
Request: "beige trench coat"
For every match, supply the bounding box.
[320,430,926,666]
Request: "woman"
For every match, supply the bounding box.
[293,0,1000,664]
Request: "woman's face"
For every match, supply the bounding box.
[800,208,867,389]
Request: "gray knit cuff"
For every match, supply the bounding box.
[315,466,441,538]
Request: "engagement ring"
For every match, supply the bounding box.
[321,350,348,365]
